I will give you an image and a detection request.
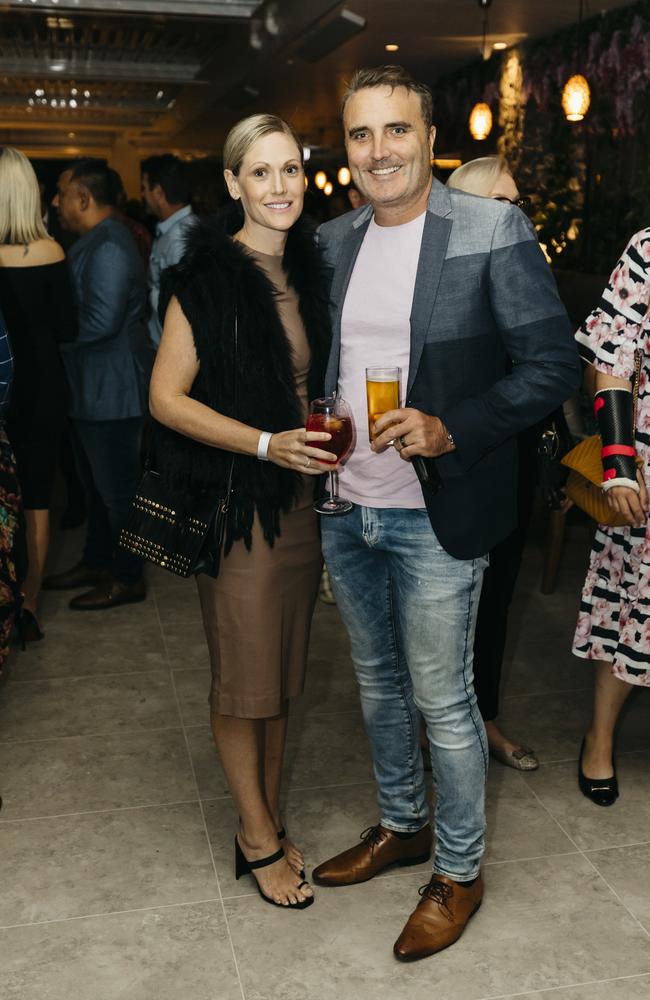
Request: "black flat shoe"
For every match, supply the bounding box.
[234,836,314,910]
[578,738,619,807]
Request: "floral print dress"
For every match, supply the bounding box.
[573,227,650,686]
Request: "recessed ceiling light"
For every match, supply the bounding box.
[493,41,507,50]
[68,131,76,138]
[35,88,45,97]
[385,43,399,52]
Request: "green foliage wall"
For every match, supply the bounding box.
[432,1,650,272]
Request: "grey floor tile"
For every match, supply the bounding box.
[493,976,650,1000]
[587,843,650,932]
[501,639,591,699]
[0,803,218,926]
[0,729,196,820]
[524,752,650,851]
[12,624,168,680]
[186,726,231,800]
[154,582,204,625]
[484,766,576,864]
[301,651,361,715]
[162,620,211,670]
[189,709,374,802]
[224,853,650,1000]
[0,672,181,740]
[2,901,241,1000]
[174,668,211,725]
[497,688,650,765]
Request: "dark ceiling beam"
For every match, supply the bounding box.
[158,0,342,136]
[0,58,205,84]
[3,0,260,18]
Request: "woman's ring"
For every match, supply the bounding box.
[304,456,311,468]
[399,436,407,448]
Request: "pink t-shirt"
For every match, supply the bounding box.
[337,212,426,508]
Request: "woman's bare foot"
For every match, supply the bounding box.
[237,828,313,906]
[278,828,305,876]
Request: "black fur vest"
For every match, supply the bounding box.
[150,215,331,551]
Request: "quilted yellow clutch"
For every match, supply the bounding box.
[561,435,629,526]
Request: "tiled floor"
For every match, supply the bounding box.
[1,513,649,1000]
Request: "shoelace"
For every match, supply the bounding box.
[359,825,384,854]
[418,879,454,920]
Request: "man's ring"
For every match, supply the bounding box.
[304,456,311,468]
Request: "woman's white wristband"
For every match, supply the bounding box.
[257,431,273,462]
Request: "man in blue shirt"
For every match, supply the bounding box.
[140,155,195,348]
[45,159,151,610]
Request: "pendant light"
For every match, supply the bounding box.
[469,0,493,141]
[561,0,591,122]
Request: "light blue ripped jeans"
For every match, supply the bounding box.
[322,505,488,880]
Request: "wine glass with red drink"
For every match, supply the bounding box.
[306,396,355,515]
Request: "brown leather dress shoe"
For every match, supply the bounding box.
[69,578,146,611]
[312,823,432,887]
[42,563,112,591]
[393,873,483,962]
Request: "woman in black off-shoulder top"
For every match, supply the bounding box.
[0,147,77,640]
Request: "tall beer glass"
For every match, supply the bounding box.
[366,367,401,442]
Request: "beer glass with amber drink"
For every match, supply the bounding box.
[366,367,401,442]
[306,396,354,515]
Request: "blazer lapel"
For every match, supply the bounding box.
[407,182,453,397]
[324,212,370,395]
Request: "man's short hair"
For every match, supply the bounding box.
[342,65,434,132]
[68,158,120,207]
[141,154,190,205]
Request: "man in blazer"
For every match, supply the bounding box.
[311,66,580,961]
[45,159,151,610]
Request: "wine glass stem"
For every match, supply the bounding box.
[329,470,337,502]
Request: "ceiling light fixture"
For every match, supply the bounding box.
[49,61,66,72]
[468,0,494,141]
[561,0,590,122]
[492,41,507,50]
[314,170,327,190]
[338,166,351,185]
[469,103,493,141]
[385,43,399,52]
[324,181,333,196]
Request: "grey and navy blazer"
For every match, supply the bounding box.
[318,177,581,559]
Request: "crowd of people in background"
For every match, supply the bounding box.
[0,61,648,961]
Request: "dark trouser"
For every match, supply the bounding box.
[473,428,538,722]
[73,417,144,585]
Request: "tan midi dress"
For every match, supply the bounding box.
[196,250,323,718]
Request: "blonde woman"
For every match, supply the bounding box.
[149,115,332,909]
[0,148,77,642]
[445,156,539,770]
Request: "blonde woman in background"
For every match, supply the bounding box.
[443,156,539,770]
[0,148,77,643]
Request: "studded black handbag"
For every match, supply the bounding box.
[119,314,237,579]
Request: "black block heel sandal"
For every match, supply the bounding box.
[234,837,314,910]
